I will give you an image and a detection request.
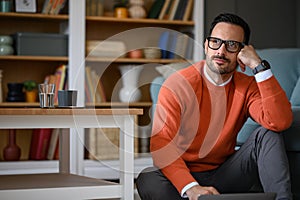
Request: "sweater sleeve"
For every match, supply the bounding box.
[247,74,293,131]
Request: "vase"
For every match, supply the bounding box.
[128,0,146,19]
[119,65,143,102]
[6,82,25,102]
[3,129,21,161]
[25,90,38,102]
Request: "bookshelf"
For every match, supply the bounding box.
[0,0,204,182]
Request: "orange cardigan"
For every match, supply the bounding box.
[151,60,293,193]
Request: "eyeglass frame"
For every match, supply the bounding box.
[206,36,245,53]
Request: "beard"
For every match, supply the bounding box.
[206,54,238,75]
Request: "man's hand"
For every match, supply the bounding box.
[237,45,261,72]
[186,185,220,200]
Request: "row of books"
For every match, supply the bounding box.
[86,0,104,16]
[44,64,68,104]
[43,64,106,104]
[158,30,194,59]
[30,128,61,160]
[42,0,67,14]
[3,126,141,161]
[148,0,194,21]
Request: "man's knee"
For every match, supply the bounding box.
[136,167,160,198]
[252,127,284,145]
[136,167,182,200]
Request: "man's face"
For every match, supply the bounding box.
[205,22,244,75]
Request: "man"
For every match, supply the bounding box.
[136,13,293,200]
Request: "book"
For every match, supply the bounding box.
[174,0,189,20]
[183,0,193,21]
[58,65,67,91]
[158,31,170,59]
[85,66,95,103]
[162,0,174,19]
[47,128,60,160]
[30,129,52,160]
[97,78,106,102]
[53,65,65,103]
[167,31,178,59]
[91,69,102,103]
[148,0,166,19]
[158,0,171,20]
[41,0,54,14]
[86,40,127,58]
[49,0,67,15]
[168,0,180,20]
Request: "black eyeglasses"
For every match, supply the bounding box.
[207,37,245,53]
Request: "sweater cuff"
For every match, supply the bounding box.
[181,182,199,198]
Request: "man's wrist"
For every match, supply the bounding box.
[181,182,199,198]
[253,60,271,74]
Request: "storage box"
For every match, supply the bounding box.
[14,32,68,56]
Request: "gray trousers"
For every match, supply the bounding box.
[136,127,292,200]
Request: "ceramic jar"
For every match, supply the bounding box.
[128,0,146,19]
[0,35,14,55]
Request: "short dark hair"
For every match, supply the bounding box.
[209,13,251,45]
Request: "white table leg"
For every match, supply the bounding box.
[119,115,135,200]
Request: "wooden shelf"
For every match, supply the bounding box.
[0,156,153,179]
[0,108,143,116]
[0,12,193,26]
[0,102,152,108]
[0,12,68,20]
[0,173,122,200]
[0,55,68,62]
[86,57,189,64]
[86,16,194,26]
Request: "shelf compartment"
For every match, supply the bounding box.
[0,173,122,200]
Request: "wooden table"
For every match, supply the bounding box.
[0,108,143,200]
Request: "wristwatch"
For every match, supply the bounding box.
[252,60,271,74]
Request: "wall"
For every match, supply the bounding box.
[204,0,300,49]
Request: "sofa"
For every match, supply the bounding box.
[150,48,300,199]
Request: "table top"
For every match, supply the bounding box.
[0,108,143,115]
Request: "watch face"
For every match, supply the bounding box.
[261,60,271,69]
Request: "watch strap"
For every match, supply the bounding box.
[253,60,271,75]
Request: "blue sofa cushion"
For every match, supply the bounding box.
[242,48,300,106]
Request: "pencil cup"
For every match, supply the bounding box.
[58,90,77,107]
[38,84,55,108]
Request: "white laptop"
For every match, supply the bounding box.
[198,193,276,200]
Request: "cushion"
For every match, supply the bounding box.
[155,62,192,79]
[242,48,300,106]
